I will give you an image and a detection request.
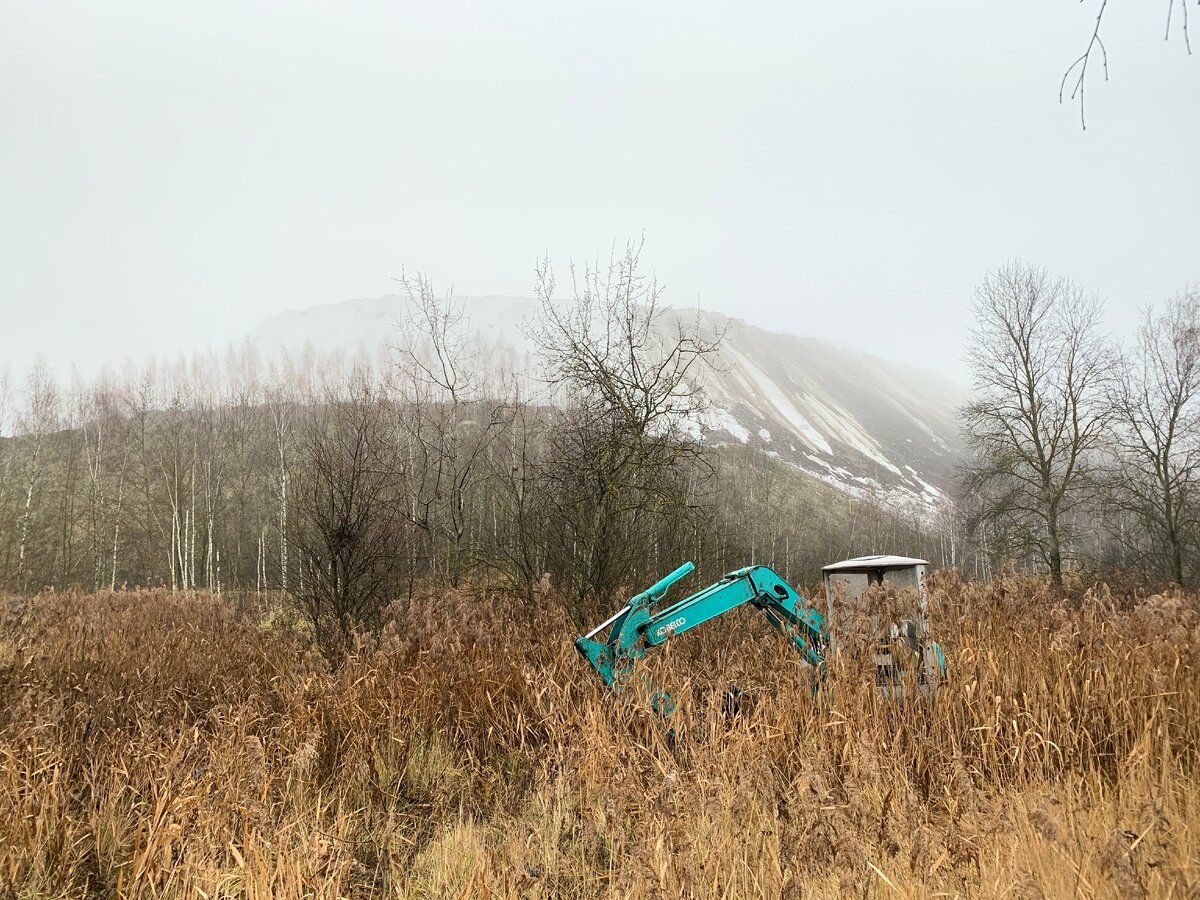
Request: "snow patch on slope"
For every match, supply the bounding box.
[905,465,945,501]
[724,348,834,455]
[705,408,749,443]
[809,400,903,475]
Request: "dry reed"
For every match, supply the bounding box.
[0,569,1197,898]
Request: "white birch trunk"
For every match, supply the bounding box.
[110,454,126,591]
[15,435,44,582]
[189,460,196,589]
[278,460,288,593]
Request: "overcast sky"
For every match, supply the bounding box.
[1,1,1196,384]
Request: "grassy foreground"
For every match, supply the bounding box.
[0,572,1197,899]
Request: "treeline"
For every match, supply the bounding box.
[0,248,952,655]
[962,262,1200,587]
[0,365,944,593]
[5,253,1190,645]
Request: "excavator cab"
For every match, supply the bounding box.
[821,555,944,696]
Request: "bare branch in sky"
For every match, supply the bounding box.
[1063,0,1195,130]
[1061,0,1110,131]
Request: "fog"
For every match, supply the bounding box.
[2,1,1196,381]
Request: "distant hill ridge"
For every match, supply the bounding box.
[248,295,964,507]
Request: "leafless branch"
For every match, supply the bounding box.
[1061,0,1110,131]
[1064,0,1195,129]
[1166,0,1193,54]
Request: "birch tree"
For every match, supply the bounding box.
[222,346,264,591]
[80,379,109,590]
[0,367,13,578]
[126,367,167,586]
[13,360,59,589]
[483,387,551,601]
[265,360,302,593]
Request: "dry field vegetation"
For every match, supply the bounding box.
[1,571,1198,899]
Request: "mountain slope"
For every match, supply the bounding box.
[248,295,964,506]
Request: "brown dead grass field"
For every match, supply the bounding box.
[0,570,1198,899]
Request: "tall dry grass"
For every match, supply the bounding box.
[0,570,1197,898]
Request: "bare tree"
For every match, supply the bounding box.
[122,364,176,587]
[80,378,106,590]
[392,273,510,585]
[530,239,722,605]
[289,371,406,662]
[265,356,308,594]
[478,385,551,602]
[13,360,59,589]
[0,367,13,578]
[154,365,200,591]
[961,262,1110,587]
[1105,289,1200,584]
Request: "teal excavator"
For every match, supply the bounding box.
[575,556,946,715]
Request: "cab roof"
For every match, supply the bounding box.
[822,555,928,573]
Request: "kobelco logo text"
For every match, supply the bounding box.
[655,617,686,639]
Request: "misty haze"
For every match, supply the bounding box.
[1,3,1197,898]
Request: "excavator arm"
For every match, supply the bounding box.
[575,562,827,715]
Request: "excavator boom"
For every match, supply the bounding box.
[575,563,826,715]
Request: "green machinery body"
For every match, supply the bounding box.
[575,559,945,714]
